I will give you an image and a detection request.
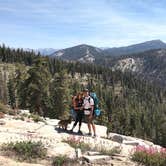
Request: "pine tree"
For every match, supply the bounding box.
[51,70,70,119]
[23,57,51,115]
[8,77,16,108]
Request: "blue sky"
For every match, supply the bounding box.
[0,0,166,49]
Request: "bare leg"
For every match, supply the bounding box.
[71,112,79,131]
[87,117,92,134]
[91,122,96,135]
[88,122,91,133]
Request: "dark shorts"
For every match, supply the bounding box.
[84,110,95,123]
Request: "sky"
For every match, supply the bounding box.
[0,0,166,49]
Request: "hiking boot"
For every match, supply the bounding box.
[69,129,73,133]
[77,130,83,135]
[87,132,92,136]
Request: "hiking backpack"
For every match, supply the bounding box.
[89,92,101,116]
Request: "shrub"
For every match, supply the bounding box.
[1,141,47,161]
[52,155,79,166]
[63,136,91,153]
[98,146,121,156]
[52,155,68,166]
[21,113,29,117]
[30,114,45,123]
[131,145,166,166]
[8,109,16,115]
[0,103,10,114]
[64,136,121,155]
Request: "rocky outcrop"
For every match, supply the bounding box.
[108,133,155,148]
[0,113,163,166]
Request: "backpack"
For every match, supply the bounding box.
[89,92,101,116]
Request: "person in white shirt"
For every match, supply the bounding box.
[83,89,96,137]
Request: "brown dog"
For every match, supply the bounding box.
[0,112,5,119]
[57,116,72,130]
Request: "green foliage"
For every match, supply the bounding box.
[29,114,45,123]
[52,155,68,166]
[19,58,51,116]
[0,45,166,147]
[0,103,16,115]
[1,141,47,161]
[64,136,121,155]
[8,77,16,109]
[63,136,91,153]
[132,146,166,166]
[96,146,121,156]
[50,70,70,119]
[0,103,10,113]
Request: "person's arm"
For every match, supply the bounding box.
[90,98,94,117]
[90,105,94,116]
[72,97,77,110]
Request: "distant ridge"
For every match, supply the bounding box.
[50,40,166,61]
[50,44,104,63]
[103,39,166,56]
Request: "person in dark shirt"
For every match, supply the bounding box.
[70,92,84,134]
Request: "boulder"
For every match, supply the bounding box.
[123,140,139,146]
[87,151,101,156]
[83,155,110,164]
[47,142,75,158]
[111,135,123,143]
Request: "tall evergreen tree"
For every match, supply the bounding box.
[51,70,70,119]
[23,57,51,115]
[8,77,16,108]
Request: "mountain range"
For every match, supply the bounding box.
[50,40,166,61]
[103,39,166,56]
[1,39,166,86]
[49,40,166,87]
[23,39,166,57]
[23,48,58,55]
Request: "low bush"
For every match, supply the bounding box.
[21,113,29,117]
[52,155,68,166]
[64,136,121,155]
[52,155,79,166]
[0,103,10,114]
[63,136,91,153]
[98,146,121,156]
[131,145,166,166]
[1,141,47,161]
[29,114,45,123]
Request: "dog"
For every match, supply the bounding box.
[57,116,72,130]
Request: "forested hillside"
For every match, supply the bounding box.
[96,49,166,87]
[46,42,166,87]
[0,44,166,147]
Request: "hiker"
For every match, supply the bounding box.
[70,92,84,134]
[83,89,96,137]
